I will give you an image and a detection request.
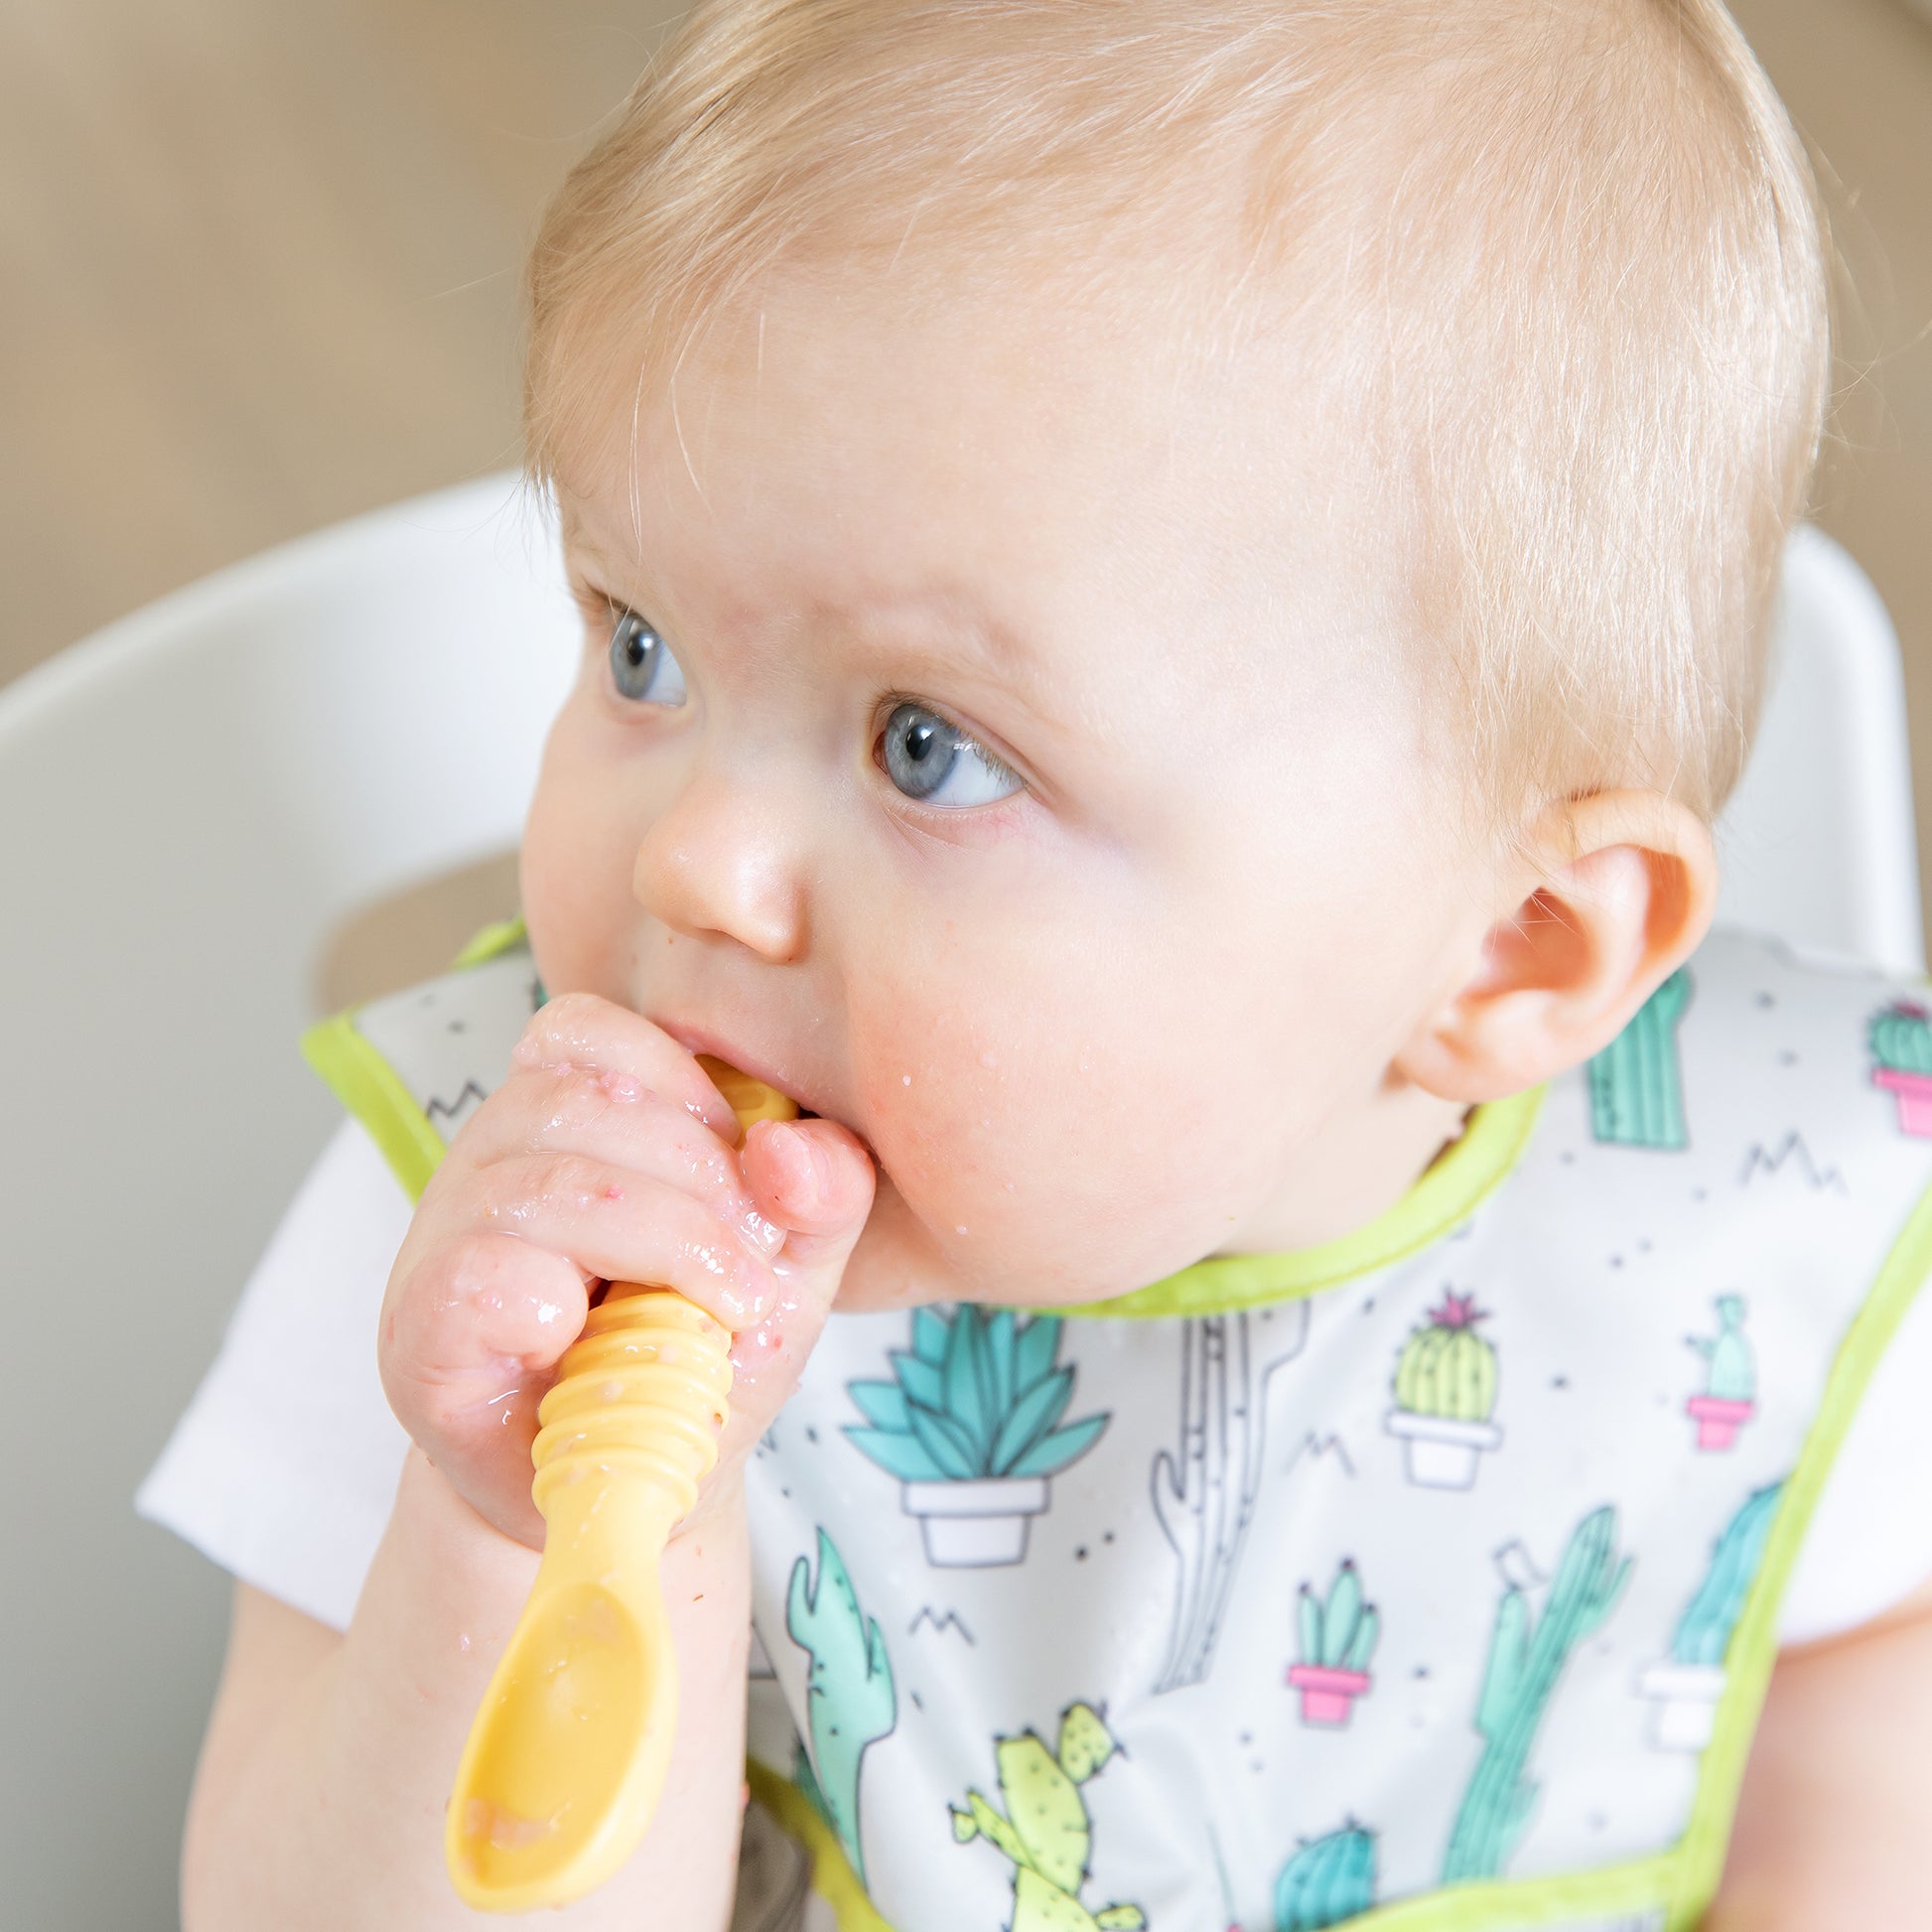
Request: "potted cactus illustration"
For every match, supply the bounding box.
[1870,1001,1932,1137]
[1640,1483,1782,1752]
[1287,1561,1380,1725]
[846,1307,1109,1566]
[1273,1823,1377,1932]
[1384,1291,1502,1489]
[1685,1296,1755,1451]
[1443,1506,1631,1882]
[951,1702,1146,1931]
[1589,966,1692,1149]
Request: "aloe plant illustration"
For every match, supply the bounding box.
[1442,1506,1631,1882]
[1588,966,1691,1148]
[847,1308,1109,1565]
[1153,1305,1309,1692]
[1287,1561,1379,1725]
[1386,1293,1502,1488]
[950,1702,1146,1931]
[1685,1296,1755,1450]
[785,1528,897,1885]
[1870,1001,1932,1136]
[1273,1824,1377,1931]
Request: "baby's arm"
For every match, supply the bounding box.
[180,997,874,1931]
[1708,1578,1932,1929]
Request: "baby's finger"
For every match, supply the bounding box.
[468,1155,781,1327]
[741,1116,877,1271]
[380,1229,590,1546]
[507,991,740,1141]
[449,1064,781,1254]
[723,1118,877,1431]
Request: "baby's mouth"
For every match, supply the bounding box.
[652,1017,879,1160]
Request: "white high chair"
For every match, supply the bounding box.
[0,478,1917,1928]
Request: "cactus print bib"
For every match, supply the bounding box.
[305,924,1932,1932]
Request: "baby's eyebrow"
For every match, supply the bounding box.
[561,515,1066,730]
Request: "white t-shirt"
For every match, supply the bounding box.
[138,1116,1932,1648]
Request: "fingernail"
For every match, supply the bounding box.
[738,1205,785,1256]
[774,1121,831,1208]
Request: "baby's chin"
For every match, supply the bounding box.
[829,1170,1143,1315]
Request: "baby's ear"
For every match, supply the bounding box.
[1396,789,1717,1104]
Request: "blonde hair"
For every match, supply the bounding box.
[525,0,1831,826]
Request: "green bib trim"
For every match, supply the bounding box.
[450,912,530,970]
[300,1011,447,1203]
[1660,1166,1932,1929]
[1060,1085,1546,1320]
[300,915,535,1204]
[747,1760,895,1932]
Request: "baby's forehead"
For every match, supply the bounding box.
[558,255,1386,668]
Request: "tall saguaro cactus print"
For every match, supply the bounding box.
[1152,1306,1308,1691]
[1443,1507,1631,1881]
[786,1528,897,1885]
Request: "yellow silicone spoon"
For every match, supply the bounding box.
[445,1057,797,1913]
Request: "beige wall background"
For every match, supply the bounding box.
[5,0,1931,919]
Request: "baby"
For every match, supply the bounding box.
[145,2,1932,1928]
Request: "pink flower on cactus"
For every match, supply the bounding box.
[1431,1291,1487,1330]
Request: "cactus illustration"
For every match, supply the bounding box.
[1641,1482,1783,1751]
[1673,1483,1782,1667]
[951,1703,1146,1931]
[1387,1293,1502,1488]
[1588,967,1692,1149]
[1394,1293,1496,1423]
[1287,1562,1379,1725]
[785,1529,897,1885]
[1273,1825,1377,1931]
[1153,1306,1309,1692]
[1685,1297,1756,1450]
[1299,1562,1380,1672]
[1442,1506,1631,1882]
[1689,1297,1754,1405]
[1870,1001,1932,1074]
[1870,1001,1932,1136]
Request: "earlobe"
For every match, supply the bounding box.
[1397,790,1718,1105]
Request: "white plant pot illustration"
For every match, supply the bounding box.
[1638,1661,1725,1752]
[1384,1410,1503,1489]
[902,1476,1050,1566]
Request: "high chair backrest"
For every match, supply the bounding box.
[1715,521,1925,976]
[0,478,1917,1927]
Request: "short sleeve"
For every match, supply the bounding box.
[135,1119,414,1633]
[1778,1265,1932,1646]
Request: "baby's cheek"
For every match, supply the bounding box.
[847,971,1229,1297]
[521,712,648,995]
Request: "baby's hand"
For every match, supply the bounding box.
[377,993,875,1548]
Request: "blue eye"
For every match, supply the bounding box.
[879,702,1021,808]
[608,609,686,707]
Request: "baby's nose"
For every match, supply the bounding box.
[629,770,807,962]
